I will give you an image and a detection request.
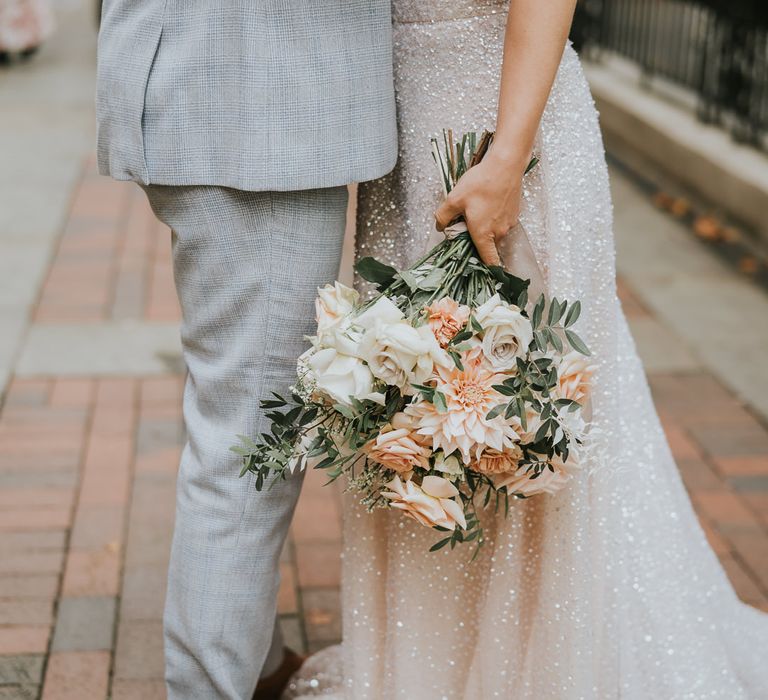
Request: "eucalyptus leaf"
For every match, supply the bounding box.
[332,403,356,419]
[487,266,529,305]
[430,537,452,552]
[547,298,559,326]
[492,384,517,396]
[546,328,564,353]
[565,329,591,355]
[433,390,448,414]
[517,398,527,430]
[486,404,506,420]
[449,351,464,371]
[235,434,261,451]
[531,294,545,329]
[419,266,447,290]
[564,300,581,328]
[534,419,551,443]
[450,329,473,345]
[354,256,398,287]
[398,269,422,292]
[412,383,435,402]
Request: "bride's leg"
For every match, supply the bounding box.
[141,184,348,700]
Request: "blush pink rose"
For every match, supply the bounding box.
[555,352,593,403]
[425,297,470,348]
[365,414,431,476]
[494,455,579,496]
[470,446,523,476]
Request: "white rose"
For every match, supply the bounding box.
[412,325,453,385]
[475,293,533,370]
[359,320,451,391]
[315,282,359,343]
[321,323,365,358]
[354,295,405,330]
[307,347,384,407]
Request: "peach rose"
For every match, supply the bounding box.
[555,352,593,403]
[425,297,470,348]
[470,446,523,476]
[365,413,431,476]
[381,475,467,530]
[510,406,543,444]
[494,455,579,496]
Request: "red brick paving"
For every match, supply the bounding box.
[0,162,766,698]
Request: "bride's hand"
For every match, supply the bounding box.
[434,151,528,266]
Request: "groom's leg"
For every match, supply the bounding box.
[142,184,348,700]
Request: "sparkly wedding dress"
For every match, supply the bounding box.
[284,2,768,698]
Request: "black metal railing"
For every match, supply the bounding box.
[572,0,768,147]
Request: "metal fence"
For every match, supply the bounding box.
[572,0,768,147]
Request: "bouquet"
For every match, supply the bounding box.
[233,130,593,552]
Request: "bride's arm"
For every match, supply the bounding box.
[434,0,577,266]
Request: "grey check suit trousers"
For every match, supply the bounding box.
[142,184,348,699]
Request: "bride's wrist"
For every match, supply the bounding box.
[486,139,533,176]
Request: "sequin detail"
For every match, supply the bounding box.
[285,3,768,698]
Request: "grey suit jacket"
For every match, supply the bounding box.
[96,1,397,191]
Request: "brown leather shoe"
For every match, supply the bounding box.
[252,647,306,700]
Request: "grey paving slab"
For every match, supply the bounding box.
[119,567,167,622]
[51,596,117,652]
[730,475,768,493]
[301,588,342,647]
[611,167,768,421]
[0,685,38,700]
[0,1,98,397]
[279,614,307,655]
[113,620,165,681]
[0,531,67,552]
[15,321,182,377]
[626,316,702,374]
[0,655,44,685]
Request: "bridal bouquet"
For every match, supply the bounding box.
[234,131,592,552]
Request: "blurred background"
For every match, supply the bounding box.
[0,1,767,698]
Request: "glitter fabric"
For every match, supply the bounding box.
[284,3,768,698]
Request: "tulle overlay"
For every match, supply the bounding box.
[284,3,767,698]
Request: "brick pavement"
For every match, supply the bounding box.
[0,162,766,699]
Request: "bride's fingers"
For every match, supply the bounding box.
[494,223,516,242]
[471,231,502,267]
[434,196,463,232]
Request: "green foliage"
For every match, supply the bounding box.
[487,265,529,306]
[354,257,398,290]
[232,130,591,558]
